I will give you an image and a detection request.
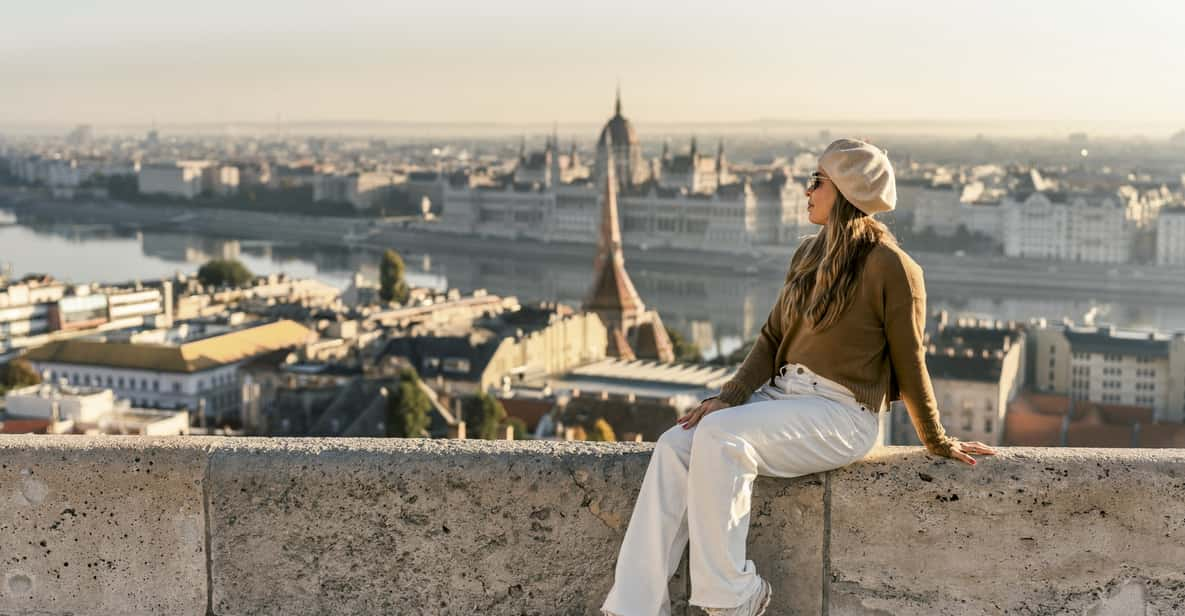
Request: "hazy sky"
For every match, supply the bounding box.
[3,0,1184,136]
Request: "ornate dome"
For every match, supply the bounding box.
[597,89,638,148]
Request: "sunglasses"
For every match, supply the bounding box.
[806,172,830,192]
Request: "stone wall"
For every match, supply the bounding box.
[2,436,1183,615]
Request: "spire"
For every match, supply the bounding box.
[598,149,623,260]
[615,83,622,116]
[519,135,526,161]
[584,147,645,328]
[690,136,698,159]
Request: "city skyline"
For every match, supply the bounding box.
[4,0,1185,137]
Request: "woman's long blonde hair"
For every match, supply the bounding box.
[786,191,898,330]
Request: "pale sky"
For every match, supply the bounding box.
[3,0,1184,136]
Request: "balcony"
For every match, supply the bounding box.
[2,436,1182,615]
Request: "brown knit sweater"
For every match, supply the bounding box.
[714,238,959,458]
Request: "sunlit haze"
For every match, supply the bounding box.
[4,0,1185,137]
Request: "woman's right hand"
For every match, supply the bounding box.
[676,397,731,430]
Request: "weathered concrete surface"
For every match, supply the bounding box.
[828,446,1185,615]
[5,436,1185,615]
[0,436,208,616]
[205,438,674,616]
[743,474,826,616]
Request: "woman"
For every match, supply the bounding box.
[600,138,999,616]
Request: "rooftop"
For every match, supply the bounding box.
[22,319,313,373]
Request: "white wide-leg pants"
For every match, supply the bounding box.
[601,362,883,616]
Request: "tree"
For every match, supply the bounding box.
[505,417,530,440]
[379,248,410,304]
[1,359,41,395]
[2,359,41,388]
[666,326,703,363]
[587,418,617,442]
[386,369,431,438]
[463,392,508,440]
[196,259,253,288]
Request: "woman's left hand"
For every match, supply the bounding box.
[676,397,730,429]
[946,440,998,466]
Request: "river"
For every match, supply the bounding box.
[1,207,1183,360]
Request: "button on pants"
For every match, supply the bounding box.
[601,362,883,616]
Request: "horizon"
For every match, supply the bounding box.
[4,1,1185,139]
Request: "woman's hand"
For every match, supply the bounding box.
[676,397,731,430]
[943,440,999,466]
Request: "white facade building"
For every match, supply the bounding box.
[1029,321,1185,422]
[138,162,210,199]
[4,383,190,435]
[1002,191,1138,263]
[23,319,313,425]
[312,172,396,210]
[1157,206,1185,266]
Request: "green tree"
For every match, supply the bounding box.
[379,249,410,304]
[587,418,617,442]
[666,326,703,363]
[463,392,508,440]
[1,359,41,390]
[505,417,530,440]
[196,259,253,288]
[386,369,431,438]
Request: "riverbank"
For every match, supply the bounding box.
[5,195,1185,302]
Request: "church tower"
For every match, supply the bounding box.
[583,149,675,363]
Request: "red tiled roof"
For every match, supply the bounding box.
[1005,391,1180,448]
[0,419,51,434]
[1137,423,1185,448]
[1003,396,1065,446]
[498,398,554,432]
[1065,423,1134,447]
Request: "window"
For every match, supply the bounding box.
[153,380,160,392]
[173,382,182,393]
[442,357,471,374]
[117,377,125,388]
[985,419,993,434]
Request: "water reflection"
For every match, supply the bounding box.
[2,219,1183,362]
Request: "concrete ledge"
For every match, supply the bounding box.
[0,436,208,615]
[2,437,1184,615]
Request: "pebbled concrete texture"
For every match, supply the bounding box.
[4,436,1185,615]
[205,438,670,616]
[0,435,208,616]
[828,446,1185,616]
[741,474,826,616]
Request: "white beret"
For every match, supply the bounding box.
[818,138,896,215]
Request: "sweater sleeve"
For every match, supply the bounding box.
[703,238,811,407]
[882,254,960,458]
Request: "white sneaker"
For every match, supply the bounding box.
[702,576,772,616]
